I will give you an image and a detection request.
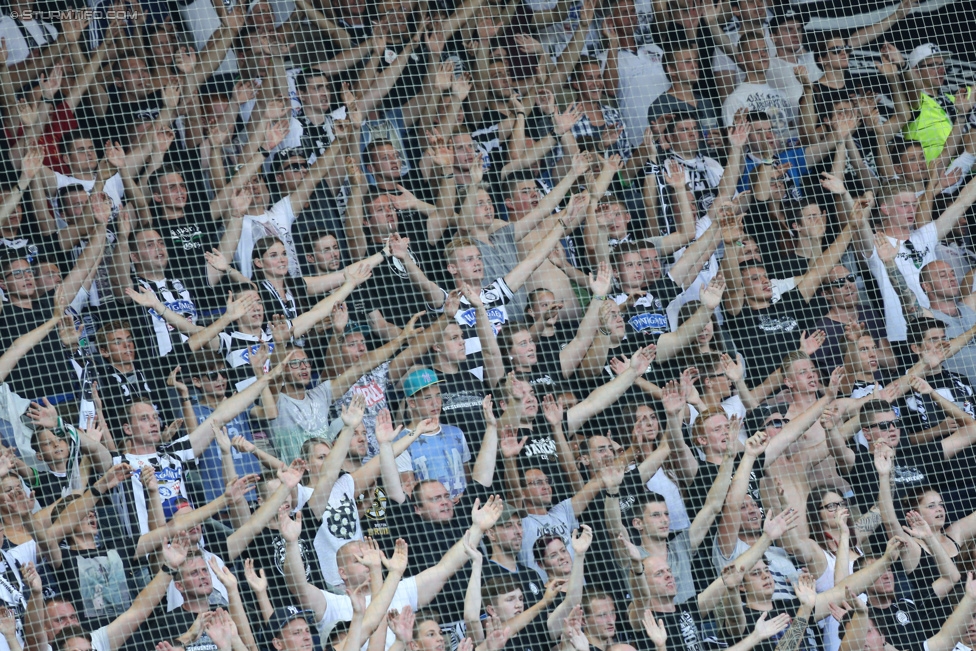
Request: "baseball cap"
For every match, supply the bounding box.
[267,606,317,640]
[323,417,345,445]
[768,8,805,30]
[494,501,524,525]
[402,368,441,397]
[909,43,951,69]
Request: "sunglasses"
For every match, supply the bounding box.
[205,370,225,380]
[765,417,790,429]
[871,419,899,431]
[827,274,857,288]
[284,162,308,172]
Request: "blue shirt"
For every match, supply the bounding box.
[401,424,471,499]
[192,397,263,504]
[738,147,808,198]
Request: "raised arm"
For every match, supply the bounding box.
[565,346,653,434]
[226,461,305,560]
[716,431,765,556]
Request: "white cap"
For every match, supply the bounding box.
[908,43,951,69]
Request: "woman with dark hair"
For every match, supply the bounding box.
[877,447,965,636]
[249,236,374,332]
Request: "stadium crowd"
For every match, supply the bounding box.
[4,0,976,651]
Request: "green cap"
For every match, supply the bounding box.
[402,368,441,397]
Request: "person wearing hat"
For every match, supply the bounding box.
[397,368,471,500]
[264,605,320,651]
[482,502,546,607]
[904,42,976,162]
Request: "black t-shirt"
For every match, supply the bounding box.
[151,212,220,308]
[618,277,684,358]
[436,361,489,454]
[385,481,490,622]
[633,601,720,651]
[578,467,647,603]
[899,369,976,435]
[241,525,326,612]
[348,244,437,331]
[870,598,928,651]
[726,288,828,389]
[739,602,817,651]
[481,560,546,607]
[55,543,135,630]
[257,277,312,327]
[845,442,945,512]
[34,469,69,508]
[139,605,218,651]
[0,293,76,398]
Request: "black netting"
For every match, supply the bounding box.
[2,1,976,651]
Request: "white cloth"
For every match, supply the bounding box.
[866,222,939,341]
[238,196,300,278]
[315,576,419,650]
[313,473,363,586]
[723,82,797,142]
[608,45,670,149]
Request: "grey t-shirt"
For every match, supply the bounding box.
[520,498,579,580]
[476,223,527,318]
[271,380,335,463]
[931,304,976,384]
[637,530,696,604]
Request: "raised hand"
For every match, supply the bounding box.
[588,261,613,297]
[904,510,935,539]
[753,612,791,641]
[27,398,59,430]
[799,330,827,356]
[642,610,668,649]
[699,275,727,309]
[793,571,817,609]
[744,430,768,457]
[341,393,367,429]
[163,531,191,570]
[499,428,528,459]
[472,495,505,531]
[571,524,593,554]
[209,556,238,591]
[278,507,302,543]
[383,538,409,575]
[278,458,307,488]
[763,508,800,540]
[375,408,403,445]
[224,474,259,503]
[243,558,268,593]
[873,442,894,475]
[389,606,416,643]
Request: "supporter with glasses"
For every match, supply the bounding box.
[811,265,896,374]
[835,399,976,514]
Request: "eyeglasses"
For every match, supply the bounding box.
[205,370,225,380]
[6,268,33,279]
[871,419,899,431]
[284,163,308,172]
[287,359,310,369]
[822,499,848,512]
[827,274,857,288]
[827,45,852,55]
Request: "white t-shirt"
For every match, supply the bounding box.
[315,576,419,649]
[723,82,798,142]
[766,53,822,108]
[272,381,335,464]
[53,171,124,218]
[238,196,300,278]
[520,498,579,580]
[313,473,363,587]
[0,16,57,65]
[115,436,196,534]
[711,19,775,78]
[646,468,691,531]
[165,549,229,610]
[867,222,939,342]
[608,45,670,149]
